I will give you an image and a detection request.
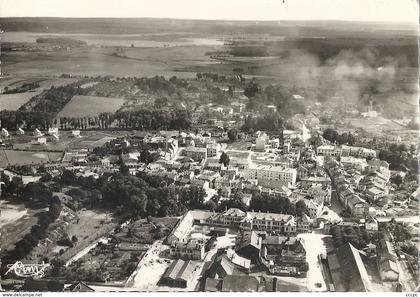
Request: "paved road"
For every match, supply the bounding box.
[298,232,332,292]
[396,259,417,291]
[65,237,108,267]
[329,189,344,214]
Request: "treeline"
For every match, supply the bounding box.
[0,110,56,130]
[58,108,191,130]
[230,46,269,57]
[3,82,40,94]
[36,37,87,47]
[0,108,191,131]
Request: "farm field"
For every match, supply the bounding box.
[2,47,202,78]
[0,92,41,110]
[0,150,63,167]
[58,95,126,117]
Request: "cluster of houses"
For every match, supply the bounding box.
[324,155,391,218]
[162,208,310,291]
[0,126,82,147]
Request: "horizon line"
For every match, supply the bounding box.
[0,15,417,25]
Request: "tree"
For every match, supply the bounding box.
[244,79,260,98]
[61,170,77,185]
[8,176,24,197]
[118,156,130,176]
[49,201,62,220]
[219,152,230,167]
[227,128,238,142]
[391,174,403,187]
[323,128,339,143]
[139,148,159,164]
[296,200,309,216]
[154,97,168,108]
[40,172,52,182]
[22,182,52,203]
[204,200,217,212]
[47,280,64,292]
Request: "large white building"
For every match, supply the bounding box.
[317,145,376,159]
[341,145,376,159]
[241,165,297,185]
[316,145,341,157]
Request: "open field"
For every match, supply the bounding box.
[2,47,207,78]
[62,210,115,261]
[2,31,223,48]
[0,200,44,251]
[347,116,419,143]
[0,76,77,90]
[0,92,41,110]
[2,129,130,152]
[0,150,63,167]
[58,95,126,117]
[0,201,28,229]
[25,209,116,264]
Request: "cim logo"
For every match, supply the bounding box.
[5,261,50,278]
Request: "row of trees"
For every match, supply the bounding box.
[0,108,192,131]
[0,110,56,130]
[59,108,192,130]
[20,83,90,113]
[3,82,40,94]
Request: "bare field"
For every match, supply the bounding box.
[0,91,41,110]
[58,95,126,117]
[0,150,63,167]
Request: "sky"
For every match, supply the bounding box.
[0,0,418,23]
